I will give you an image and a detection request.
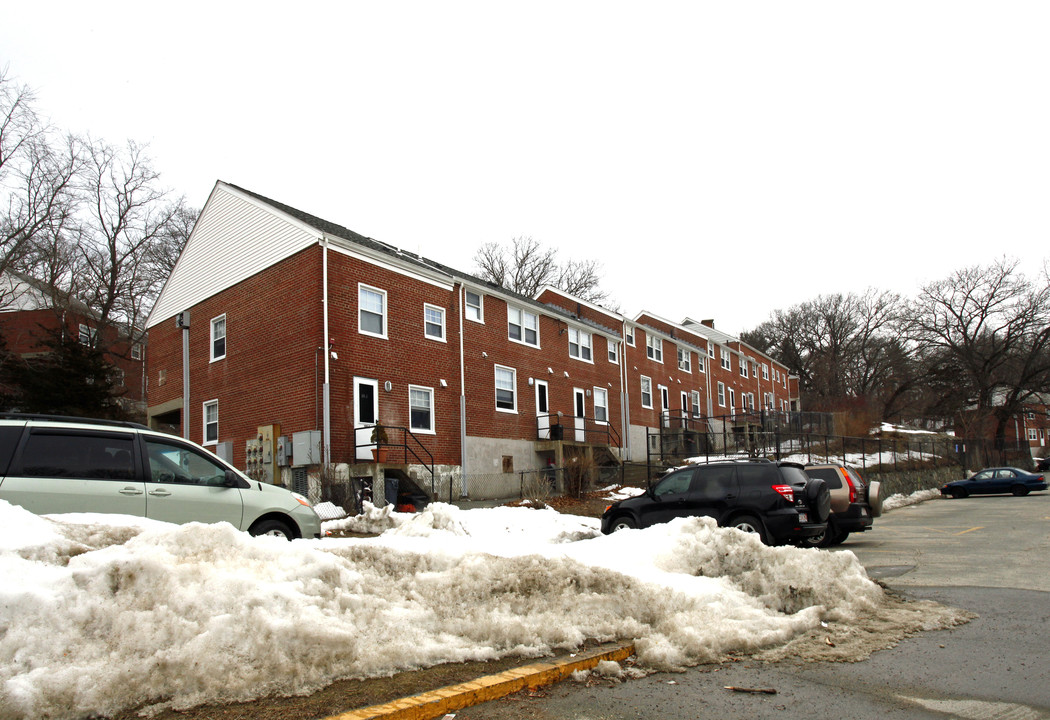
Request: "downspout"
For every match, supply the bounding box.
[458,283,468,497]
[620,319,630,461]
[322,237,332,466]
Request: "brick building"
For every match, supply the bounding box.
[146,181,798,503]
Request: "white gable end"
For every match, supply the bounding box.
[148,183,320,328]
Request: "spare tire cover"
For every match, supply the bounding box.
[805,478,832,523]
[868,480,883,518]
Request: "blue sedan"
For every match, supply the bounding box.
[941,467,1048,498]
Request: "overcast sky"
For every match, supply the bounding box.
[3,2,1048,334]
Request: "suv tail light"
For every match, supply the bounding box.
[839,467,857,503]
[772,484,794,503]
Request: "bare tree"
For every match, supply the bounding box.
[898,258,1050,443]
[474,236,610,305]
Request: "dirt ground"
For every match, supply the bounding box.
[109,493,970,720]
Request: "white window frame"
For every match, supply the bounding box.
[203,399,218,446]
[625,327,635,346]
[762,363,769,380]
[210,314,226,362]
[409,385,436,433]
[78,323,96,346]
[465,290,484,323]
[608,339,619,364]
[593,387,609,424]
[568,327,593,362]
[495,365,517,413]
[729,388,736,413]
[740,358,749,378]
[424,303,446,342]
[677,346,691,373]
[646,334,663,363]
[708,342,715,359]
[691,390,702,417]
[508,306,539,348]
[359,284,387,339]
[697,354,705,373]
[640,375,653,409]
[131,343,142,361]
[717,382,726,408]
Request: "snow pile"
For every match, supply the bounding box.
[313,501,348,521]
[0,499,956,720]
[883,488,942,511]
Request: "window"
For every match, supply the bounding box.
[424,304,445,341]
[691,390,701,417]
[646,334,663,362]
[1029,428,1038,441]
[728,388,736,412]
[465,291,483,322]
[608,340,619,364]
[495,365,517,412]
[146,438,229,486]
[697,355,705,373]
[707,342,715,359]
[640,376,653,409]
[762,364,769,380]
[568,328,592,361]
[131,344,142,361]
[508,306,539,347]
[593,387,608,424]
[717,382,726,407]
[409,385,435,433]
[740,358,749,378]
[78,323,96,346]
[359,285,387,337]
[625,327,635,346]
[747,393,755,410]
[18,431,135,480]
[203,400,218,445]
[210,315,226,361]
[720,347,731,371]
[677,346,690,372]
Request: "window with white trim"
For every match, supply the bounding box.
[608,340,619,364]
[593,387,608,423]
[1029,428,1038,441]
[465,291,483,322]
[568,328,592,361]
[210,315,226,361]
[424,304,445,341]
[78,323,96,346]
[720,347,731,371]
[203,400,218,445]
[728,388,736,412]
[717,382,726,407]
[677,346,690,372]
[708,342,715,359]
[640,375,653,409]
[646,334,663,362]
[409,385,435,433]
[359,285,387,337]
[691,390,701,417]
[762,363,769,380]
[747,392,755,410]
[740,358,748,378]
[131,344,142,361]
[495,365,517,412]
[508,306,539,347]
[697,354,705,373]
[625,327,635,346]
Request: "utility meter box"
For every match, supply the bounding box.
[292,430,321,466]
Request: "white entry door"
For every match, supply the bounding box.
[573,388,586,442]
[354,377,379,460]
[536,379,550,439]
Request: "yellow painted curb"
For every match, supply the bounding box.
[324,642,636,720]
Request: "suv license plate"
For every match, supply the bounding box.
[798,512,809,523]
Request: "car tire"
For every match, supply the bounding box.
[804,478,832,523]
[1011,485,1030,496]
[950,487,968,499]
[867,481,883,518]
[610,516,637,532]
[799,527,834,548]
[729,515,768,544]
[249,518,295,540]
[830,531,850,546]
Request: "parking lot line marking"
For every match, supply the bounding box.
[953,526,984,535]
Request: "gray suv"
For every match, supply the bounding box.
[0,414,321,539]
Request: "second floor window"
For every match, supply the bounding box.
[424,304,445,341]
[568,328,592,361]
[465,291,483,322]
[646,335,663,363]
[359,285,387,337]
[677,346,690,372]
[508,307,538,347]
[211,315,226,361]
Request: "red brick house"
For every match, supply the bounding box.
[0,269,146,414]
[146,181,798,503]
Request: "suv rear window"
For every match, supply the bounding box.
[17,431,136,480]
[777,465,811,485]
[735,464,780,485]
[805,467,842,489]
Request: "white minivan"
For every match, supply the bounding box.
[0,414,321,540]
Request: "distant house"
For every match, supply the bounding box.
[0,269,146,414]
[145,181,798,504]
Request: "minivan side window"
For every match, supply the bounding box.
[18,431,136,480]
[0,426,24,475]
[145,438,230,487]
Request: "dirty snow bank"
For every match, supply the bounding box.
[1,500,965,720]
[883,488,943,511]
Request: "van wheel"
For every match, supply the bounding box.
[729,515,768,544]
[249,519,295,540]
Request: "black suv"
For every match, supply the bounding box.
[600,459,831,545]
